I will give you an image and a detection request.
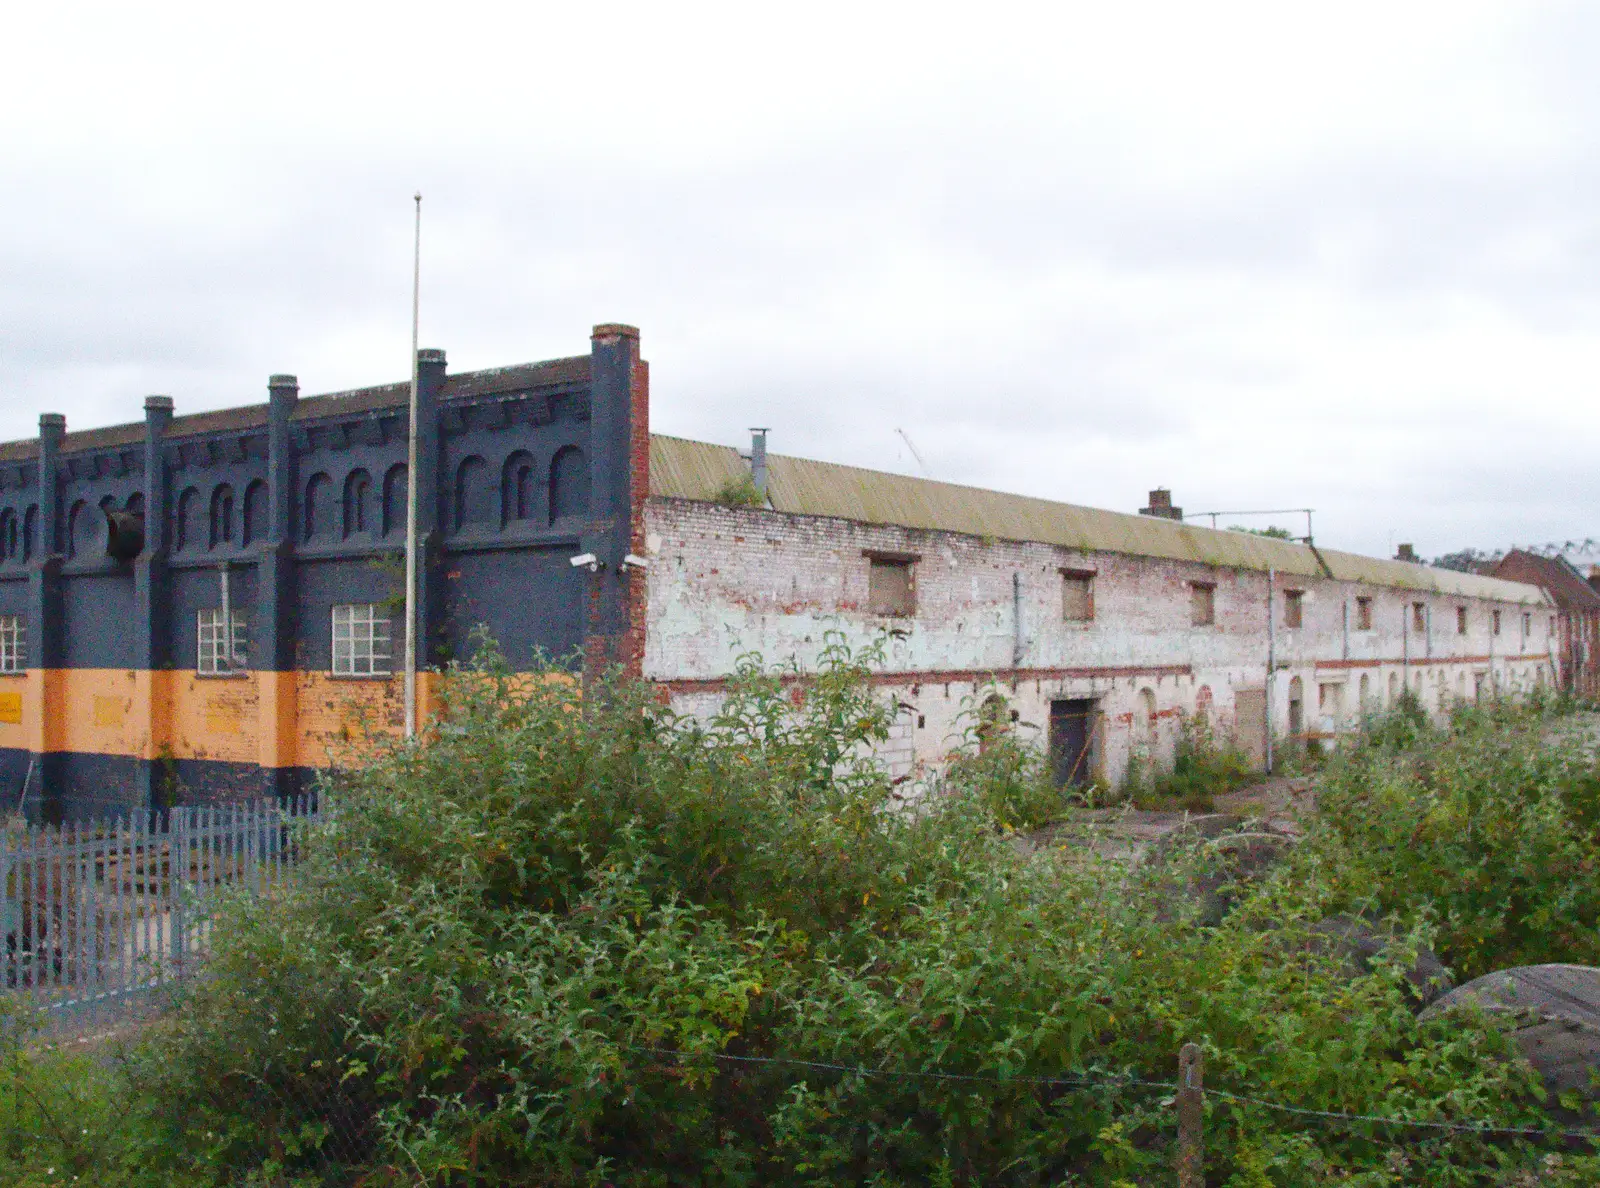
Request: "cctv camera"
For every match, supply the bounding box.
[568,553,600,571]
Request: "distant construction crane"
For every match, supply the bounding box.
[895,428,928,475]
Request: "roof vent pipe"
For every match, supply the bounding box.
[749,428,769,498]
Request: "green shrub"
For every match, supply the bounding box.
[1128,715,1256,812]
[12,641,1594,1185]
[1301,695,1600,979]
[714,473,765,508]
[937,692,1076,830]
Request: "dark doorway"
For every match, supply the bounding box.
[1049,699,1095,787]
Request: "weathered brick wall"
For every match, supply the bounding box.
[643,498,1555,790]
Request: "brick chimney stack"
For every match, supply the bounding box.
[1395,543,1418,562]
[1139,488,1182,521]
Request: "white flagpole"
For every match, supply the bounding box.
[403,192,421,738]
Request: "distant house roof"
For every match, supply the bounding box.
[650,435,1551,606]
[1489,550,1600,613]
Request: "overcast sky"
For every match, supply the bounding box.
[4,2,1598,561]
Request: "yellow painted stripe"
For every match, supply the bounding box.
[0,668,459,768]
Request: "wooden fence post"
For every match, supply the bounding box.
[1177,1042,1204,1188]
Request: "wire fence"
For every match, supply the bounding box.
[70,1036,1588,1186]
[5,798,1596,1182]
[1,797,320,1038]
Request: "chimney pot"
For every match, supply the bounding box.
[1396,543,1417,563]
[1139,487,1182,521]
[749,428,769,499]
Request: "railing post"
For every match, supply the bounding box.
[1177,1042,1204,1188]
[169,807,186,986]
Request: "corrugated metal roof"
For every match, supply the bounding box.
[649,435,1549,606]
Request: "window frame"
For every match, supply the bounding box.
[196,607,249,676]
[331,602,394,677]
[1189,581,1216,627]
[1355,596,1372,631]
[0,615,25,675]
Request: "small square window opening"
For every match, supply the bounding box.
[1061,571,1093,622]
[1492,609,1501,636]
[0,615,25,675]
[197,608,248,675]
[332,603,393,676]
[1412,602,1426,632]
[1190,582,1215,627]
[1457,606,1468,635]
[867,557,914,617]
[1355,596,1372,631]
[1284,590,1304,630]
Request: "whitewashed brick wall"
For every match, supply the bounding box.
[643,498,1554,789]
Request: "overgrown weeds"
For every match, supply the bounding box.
[2,647,1597,1184]
[1125,714,1257,811]
[1299,689,1600,980]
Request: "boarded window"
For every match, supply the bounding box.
[1456,606,1468,635]
[1413,602,1426,632]
[869,557,914,617]
[1190,582,1215,626]
[1283,590,1303,629]
[1355,596,1372,630]
[1061,570,1093,622]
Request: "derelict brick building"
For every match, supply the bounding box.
[0,325,648,819]
[0,322,1563,819]
[643,442,1555,790]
